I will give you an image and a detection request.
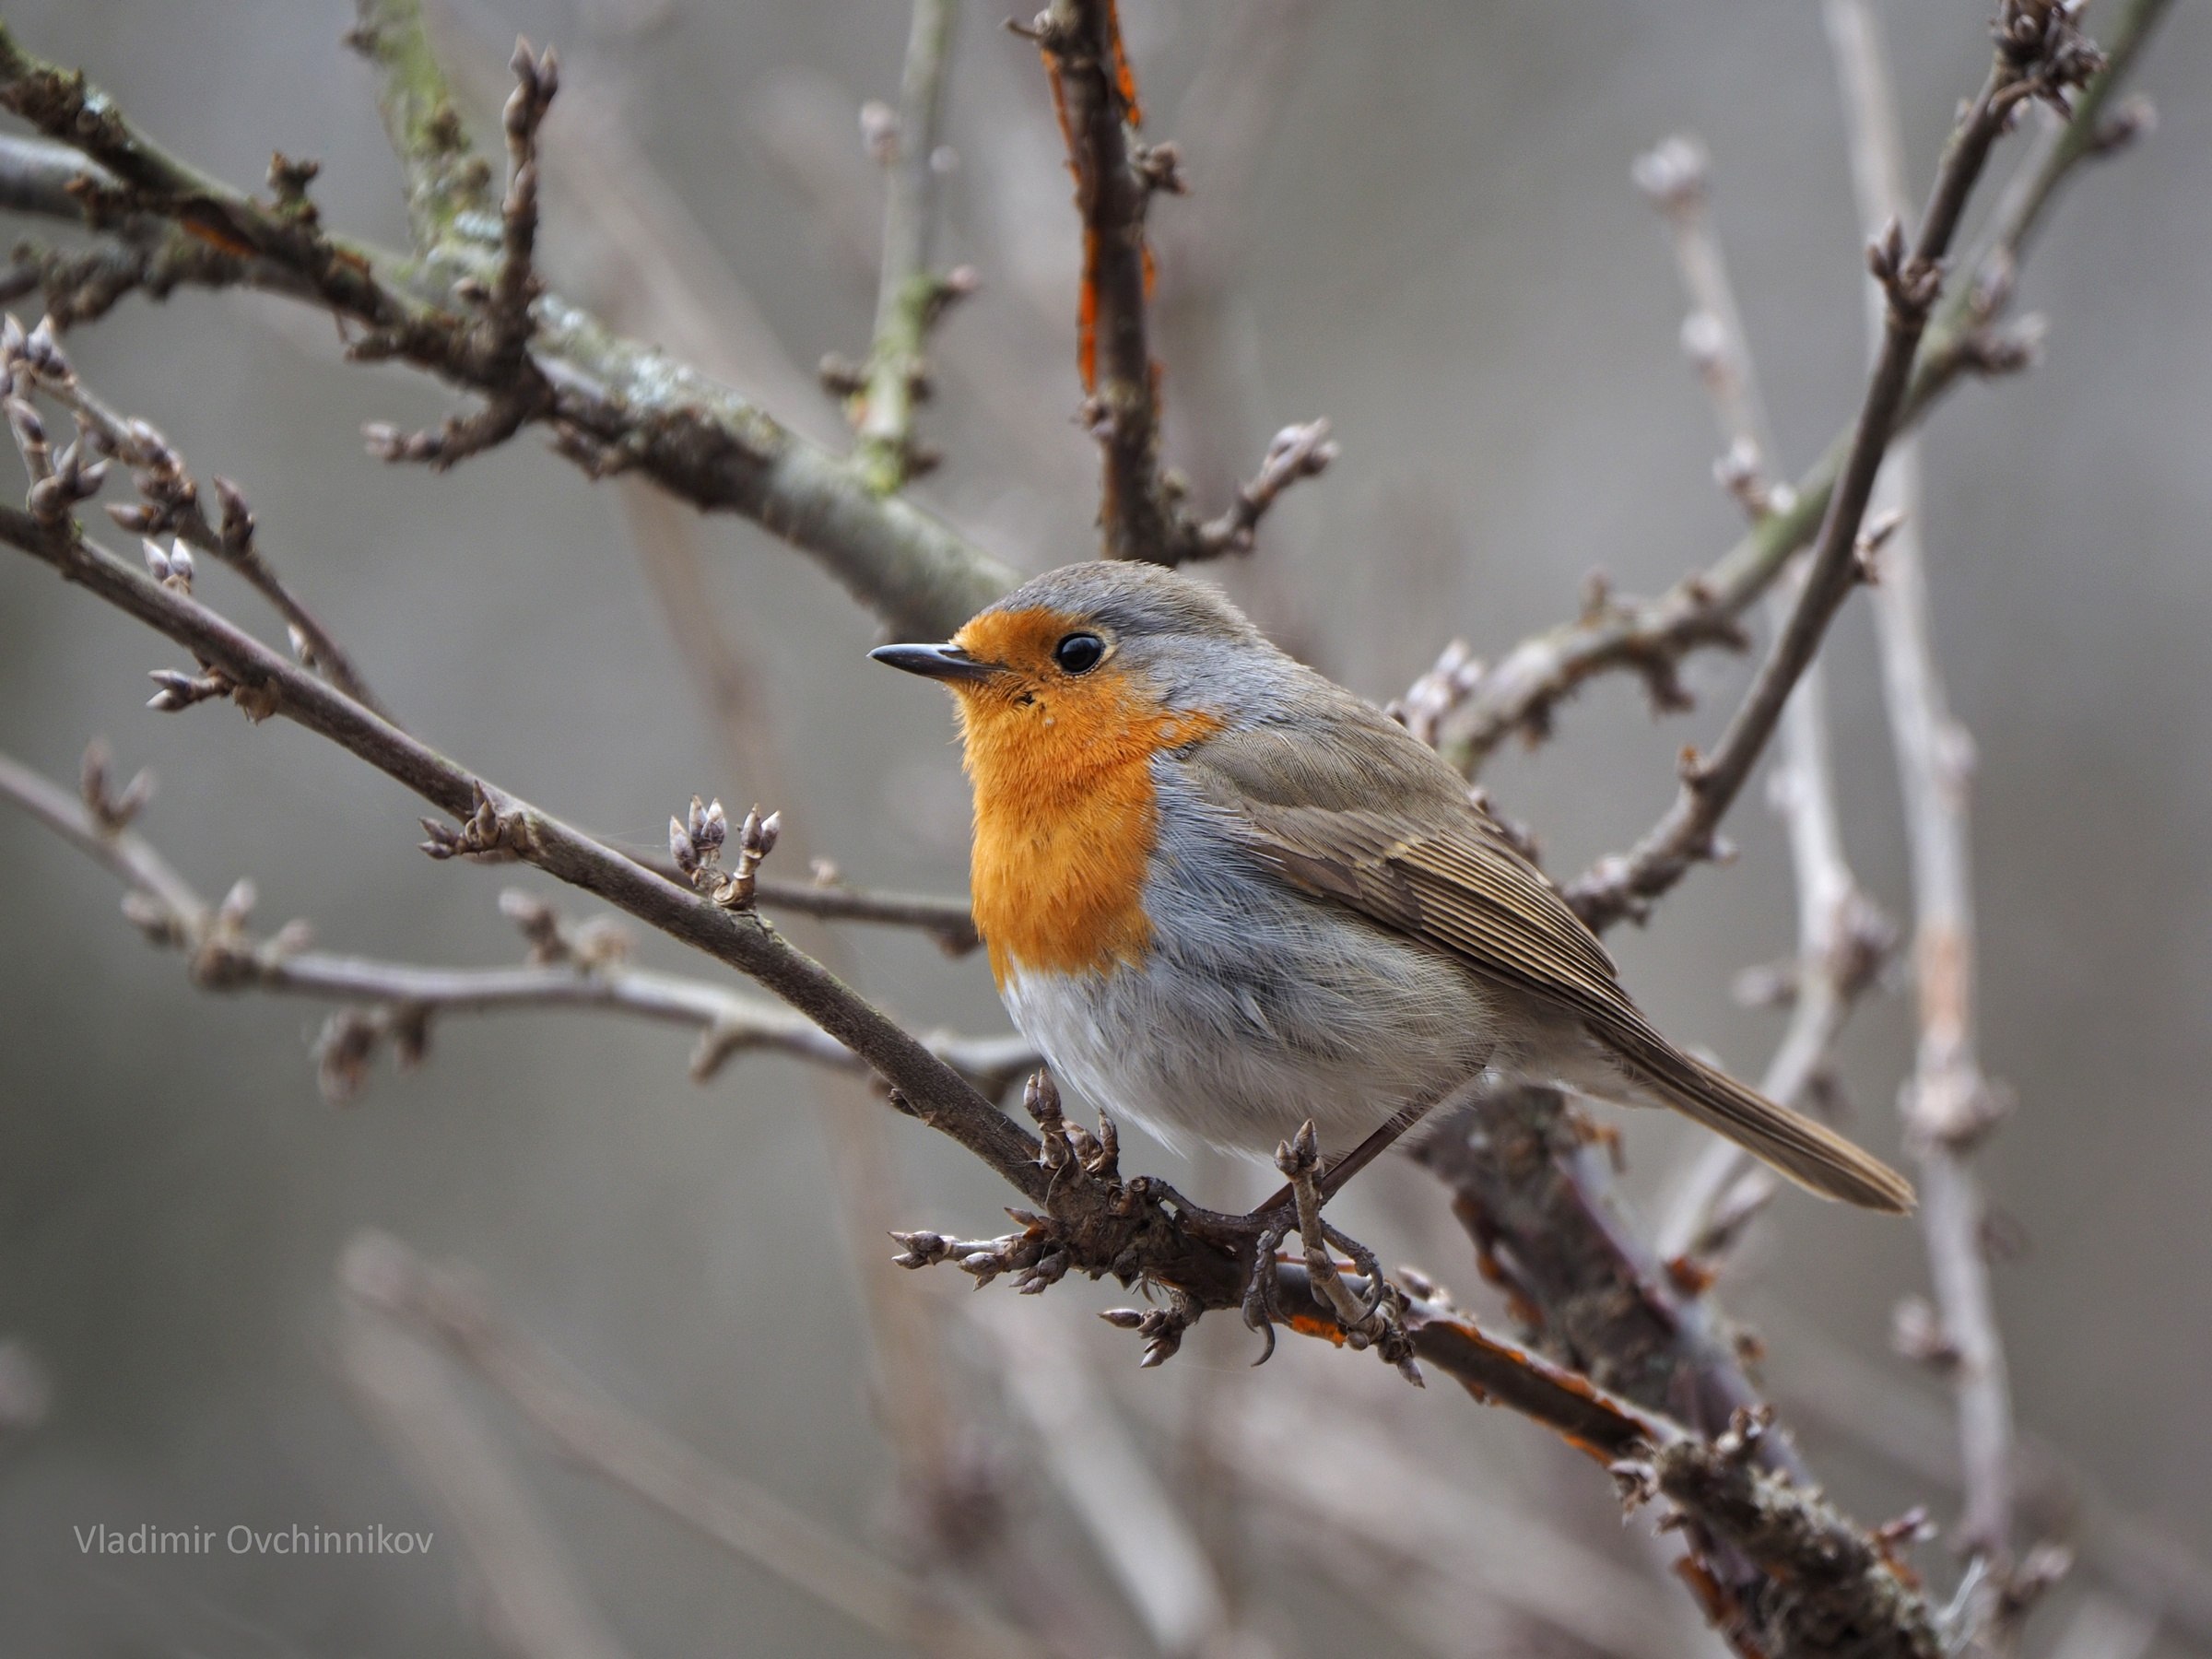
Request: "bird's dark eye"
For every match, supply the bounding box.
[1053,632,1105,674]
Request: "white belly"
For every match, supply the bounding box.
[998,901,1499,1162]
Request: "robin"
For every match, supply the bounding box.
[872,560,1912,1224]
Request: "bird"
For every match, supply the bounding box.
[871,559,1912,1218]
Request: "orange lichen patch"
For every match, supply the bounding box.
[1105,0,1143,124]
[180,209,256,258]
[948,607,1220,985]
[1039,1,1149,392]
[1665,1253,1718,1296]
[1077,225,1100,390]
[1286,1312,1348,1347]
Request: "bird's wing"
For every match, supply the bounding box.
[1179,693,1918,1215]
[1182,698,1644,1038]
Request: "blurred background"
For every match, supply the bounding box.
[1,1,2206,1653]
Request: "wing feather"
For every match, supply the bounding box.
[1183,703,1639,1036]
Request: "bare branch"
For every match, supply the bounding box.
[0,23,1019,638]
[346,0,500,254]
[5,321,393,719]
[1418,1087,1802,1464]
[1567,9,2104,931]
[1171,419,1337,563]
[1629,129,1894,1263]
[750,872,981,957]
[340,1232,1051,1659]
[1655,1408,1942,1659]
[360,36,559,469]
[852,0,971,493]
[1035,0,1176,561]
[0,499,1051,1187]
[0,747,1028,1102]
[1828,0,2021,1616]
[1427,0,2170,777]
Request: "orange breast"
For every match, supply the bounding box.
[959,677,1219,988]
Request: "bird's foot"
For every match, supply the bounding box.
[1157,1121,1419,1383]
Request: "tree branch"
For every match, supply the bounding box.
[6,320,393,718]
[0,745,1027,1101]
[1036,0,1173,562]
[346,0,500,256]
[1827,0,2022,1621]
[1426,0,2167,778]
[1654,1409,1942,1659]
[0,22,1019,638]
[852,0,971,493]
[0,495,1052,1182]
[1566,7,2103,931]
[1627,136,1894,1263]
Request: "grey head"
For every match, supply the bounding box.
[870,559,1300,718]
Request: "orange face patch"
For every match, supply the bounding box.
[947,607,1218,984]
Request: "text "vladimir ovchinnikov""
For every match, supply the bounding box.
[76,1523,433,1556]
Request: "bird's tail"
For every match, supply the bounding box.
[1607,1022,1915,1214]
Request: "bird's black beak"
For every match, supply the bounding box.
[868,641,1002,683]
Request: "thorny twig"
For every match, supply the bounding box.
[0,748,1030,1104]
[340,1232,1051,1659]
[1565,5,2106,932]
[1828,0,2023,1630]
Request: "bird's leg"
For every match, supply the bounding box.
[1271,1122,1422,1382]
[1250,1095,1443,1217]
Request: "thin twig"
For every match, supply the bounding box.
[346,0,501,254]
[1171,419,1337,562]
[1628,134,1892,1262]
[750,874,981,956]
[1828,0,2020,1616]
[4,321,393,720]
[853,0,970,493]
[360,37,559,468]
[1423,0,2168,779]
[0,21,1018,638]
[340,1233,1048,1659]
[1566,9,2102,931]
[0,502,1053,1187]
[0,747,1027,1101]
